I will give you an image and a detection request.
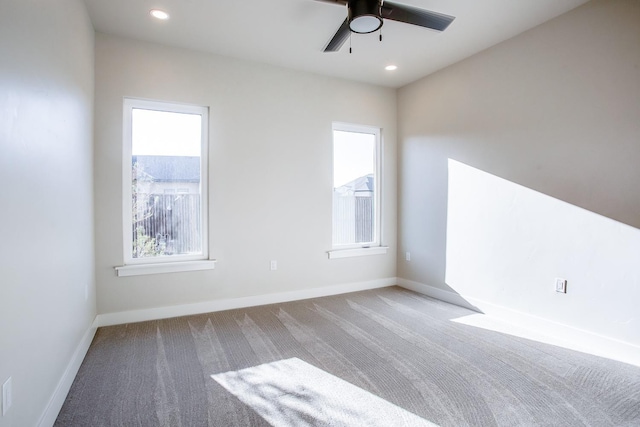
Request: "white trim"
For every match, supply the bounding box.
[332,122,382,249]
[37,325,97,427]
[397,278,480,311]
[94,278,397,327]
[327,246,389,259]
[115,259,216,277]
[122,97,209,265]
[397,278,640,367]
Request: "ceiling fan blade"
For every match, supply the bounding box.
[381,1,455,31]
[324,18,350,52]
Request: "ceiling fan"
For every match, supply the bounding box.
[315,0,455,52]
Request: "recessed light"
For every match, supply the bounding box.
[385,65,398,71]
[150,9,169,20]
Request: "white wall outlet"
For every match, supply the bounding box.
[405,252,411,261]
[2,377,12,416]
[555,278,567,293]
[270,260,277,271]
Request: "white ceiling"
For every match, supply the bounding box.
[83,0,589,88]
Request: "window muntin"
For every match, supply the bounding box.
[123,99,209,264]
[332,123,381,249]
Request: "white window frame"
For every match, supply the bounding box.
[329,122,386,258]
[119,98,212,273]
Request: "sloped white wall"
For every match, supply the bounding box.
[94,34,397,315]
[0,0,96,425]
[398,0,640,346]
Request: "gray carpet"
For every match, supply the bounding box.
[56,287,640,426]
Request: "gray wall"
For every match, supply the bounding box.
[94,34,397,315]
[398,0,640,345]
[0,0,96,425]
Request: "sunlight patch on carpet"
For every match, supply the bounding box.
[212,357,438,426]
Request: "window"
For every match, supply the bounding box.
[332,123,382,252]
[122,98,209,269]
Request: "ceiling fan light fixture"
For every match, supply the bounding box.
[348,0,383,34]
[349,15,383,33]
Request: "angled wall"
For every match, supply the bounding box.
[397,0,640,349]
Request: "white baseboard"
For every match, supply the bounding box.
[397,278,640,367]
[38,325,97,427]
[94,278,397,328]
[397,278,482,312]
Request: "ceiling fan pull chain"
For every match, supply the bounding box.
[379,28,382,42]
[349,32,352,54]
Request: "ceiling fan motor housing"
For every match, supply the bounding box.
[348,0,383,33]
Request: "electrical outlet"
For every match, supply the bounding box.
[270,260,277,271]
[555,278,567,293]
[2,377,12,416]
[405,252,411,261]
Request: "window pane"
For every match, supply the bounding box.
[131,108,203,259]
[333,129,376,246]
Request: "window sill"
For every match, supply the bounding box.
[115,260,217,277]
[327,246,388,259]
